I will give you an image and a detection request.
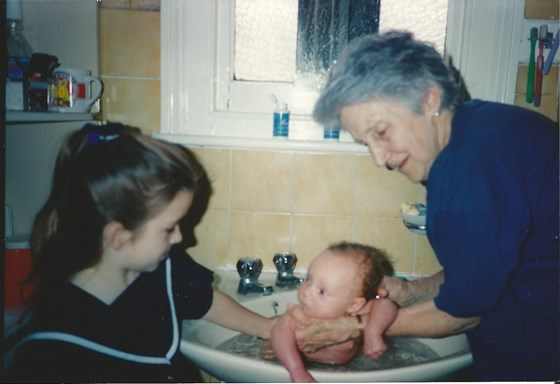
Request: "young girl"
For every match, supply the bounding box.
[4,123,275,382]
[269,242,398,382]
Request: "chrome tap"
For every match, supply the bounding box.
[236,257,273,295]
[273,252,303,289]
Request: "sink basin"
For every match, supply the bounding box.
[181,291,472,382]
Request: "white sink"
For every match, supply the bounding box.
[181,290,472,382]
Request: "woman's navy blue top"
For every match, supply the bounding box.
[5,248,214,383]
[427,100,559,380]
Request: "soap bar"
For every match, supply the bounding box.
[401,202,420,216]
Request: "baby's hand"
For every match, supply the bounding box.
[363,335,387,360]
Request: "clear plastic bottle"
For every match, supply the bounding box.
[7,0,32,72]
[7,20,33,59]
[6,0,32,110]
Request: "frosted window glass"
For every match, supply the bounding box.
[379,0,448,54]
[235,0,448,82]
[235,0,298,82]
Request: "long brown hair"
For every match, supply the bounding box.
[25,123,201,311]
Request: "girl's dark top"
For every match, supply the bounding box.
[427,100,559,380]
[4,249,214,383]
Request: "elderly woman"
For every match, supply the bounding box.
[294,31,559,381]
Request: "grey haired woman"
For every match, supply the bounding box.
[293,31,559,381]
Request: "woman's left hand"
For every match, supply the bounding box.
[290,305,363,353]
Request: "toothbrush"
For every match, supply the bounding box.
[543,29,559,75]
[526,28,538,104]
[534,26,547,107]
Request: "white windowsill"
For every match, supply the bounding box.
[155,133,369,154]
[160,0,527,152]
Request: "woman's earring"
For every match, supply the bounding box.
[434,111,440,117]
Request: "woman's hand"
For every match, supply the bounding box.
[379,276,408,306]
[290,305,363,353]
[381,271,445,308]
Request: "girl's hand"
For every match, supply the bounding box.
[261,316,278,339]
[260,339,276,360]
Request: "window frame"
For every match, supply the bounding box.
[159,0,524,152]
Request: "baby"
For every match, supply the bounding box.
[269,241,399,382]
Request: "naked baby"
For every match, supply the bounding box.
[268,242,399,382]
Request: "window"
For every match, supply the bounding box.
[159,0,524,152]
[235,0,381,84]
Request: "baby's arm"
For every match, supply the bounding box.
[362,298,399,359]
[271,308,316,383]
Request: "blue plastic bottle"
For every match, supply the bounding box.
[323,126,340,140]
[273,103,290,138]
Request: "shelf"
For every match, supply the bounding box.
[7,111,94,123]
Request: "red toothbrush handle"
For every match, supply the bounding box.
[534,45,544,107]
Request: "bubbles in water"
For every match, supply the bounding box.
[217,334,440,372]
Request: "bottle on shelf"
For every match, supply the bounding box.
[6,0,33,111]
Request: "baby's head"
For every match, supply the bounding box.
[298,241,394,319]
[326,241,394,301]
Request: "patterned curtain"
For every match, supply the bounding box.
[296,0,380,74]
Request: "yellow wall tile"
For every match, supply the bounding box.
[515,65,559,122]
[100,77,160,133]
[229,212,292,269]
[291,215,355,268]
[191,148,231,210]
[354,217,415,274]
[131,0,160,11]
[99,8,160,78]
[514,94,559,121]
[189,209,230,269]
[524,0,559,19]
[414,236,441,276]
[100,0,131,9]
[180,147,435,276]
[294,152,356,215]
[355,155,420,217]
[516,65,559,94]
[231,150,294,212]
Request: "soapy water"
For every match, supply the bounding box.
[217,334,440,372]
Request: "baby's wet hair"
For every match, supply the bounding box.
[327,241,394,300]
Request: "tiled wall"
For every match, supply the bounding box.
[99,1,161,134]
[98,0,557,276]
[187,148,438,275]
[514,65,559,121]
[98,1,439,276]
